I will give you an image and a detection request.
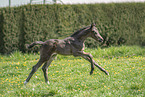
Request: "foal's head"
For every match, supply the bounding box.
[90,23,104,42]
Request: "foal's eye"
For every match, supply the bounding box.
[93,31,97,34]
[92,28,98,34]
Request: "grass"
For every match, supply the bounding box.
[0,46,145,97]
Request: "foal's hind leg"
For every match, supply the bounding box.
[24,44,55,85]
[24,59,45,85]
[42,53,57,84]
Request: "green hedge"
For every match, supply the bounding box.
[0,3,145,54]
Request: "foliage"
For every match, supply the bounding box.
[0,46,145,96]
[0,3,145,54]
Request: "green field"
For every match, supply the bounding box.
[0,46,145,97]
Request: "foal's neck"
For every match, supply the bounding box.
[73,28,91,42]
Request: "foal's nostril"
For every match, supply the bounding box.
[99,38,103,42]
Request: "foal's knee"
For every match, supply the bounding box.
[88,53,93,58]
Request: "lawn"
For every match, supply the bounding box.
[0,46,145,97]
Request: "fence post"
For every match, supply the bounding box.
[9,0,11,7]
[43,0,46,4]
[30,0,33,4]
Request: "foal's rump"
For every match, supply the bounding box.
[27,39,57,49]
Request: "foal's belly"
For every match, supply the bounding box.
[53,37,84,55]
[55,42,72,55]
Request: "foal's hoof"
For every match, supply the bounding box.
[105,72,109,75]
[46,81,50,85]
[90,71,93,75]
[24,81,28,85]
[104,71,109,75]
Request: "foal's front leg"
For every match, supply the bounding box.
[77,51,109,75]
[83,55,109,75]
[93,60,109,75]
[76,51,94,75]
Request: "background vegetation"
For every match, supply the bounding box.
[0,3,145,54]
[1,2,145,97]
[0,46,145,96]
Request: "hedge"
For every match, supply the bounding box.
[0,3,145,54]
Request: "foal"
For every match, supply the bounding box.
[24,23,109,85]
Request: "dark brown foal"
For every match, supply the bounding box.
[24,23,109,85]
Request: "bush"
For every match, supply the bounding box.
[0,3,145,54]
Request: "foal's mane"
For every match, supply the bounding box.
[71,26,90,37]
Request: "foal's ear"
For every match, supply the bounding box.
[90,23,96,29]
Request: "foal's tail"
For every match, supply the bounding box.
[26,41,45,49]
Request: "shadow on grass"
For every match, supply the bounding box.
[41,90,58,97]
